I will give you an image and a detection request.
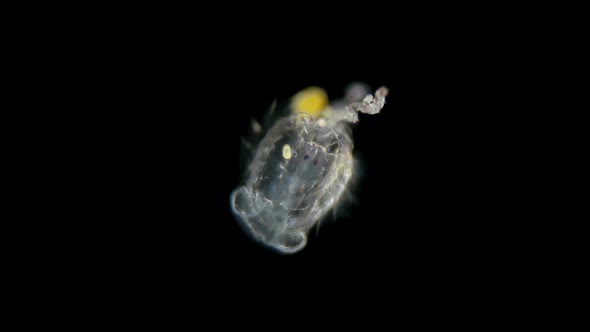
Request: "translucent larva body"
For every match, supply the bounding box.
[231,84,388,254]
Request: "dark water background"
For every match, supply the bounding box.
[2,79,588,289]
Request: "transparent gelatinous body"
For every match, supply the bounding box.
[231,84,388,254]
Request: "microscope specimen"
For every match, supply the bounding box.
[230,83,389,254]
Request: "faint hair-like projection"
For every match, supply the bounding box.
[230,82,389,254]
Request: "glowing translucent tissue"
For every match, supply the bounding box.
[230,83,389,254]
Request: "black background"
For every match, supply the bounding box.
[2,3,590,329]
[2,78,588,290]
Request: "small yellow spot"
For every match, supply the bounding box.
[291,86,328,118]
[282,144,292,159]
